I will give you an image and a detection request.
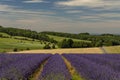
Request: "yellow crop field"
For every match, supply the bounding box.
[9,47,103,54]
[104,46,120,53]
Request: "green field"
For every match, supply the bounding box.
[0,32,11,37]
[48,35,91,42]
[0,37,49,52]
[0,32,59,52]
[1,32,120,53]
[0,32,37,41]
[13,36,35,41]
[0,32,92,53]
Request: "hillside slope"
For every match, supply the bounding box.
[0,38,46,52]
[48,35,91,42]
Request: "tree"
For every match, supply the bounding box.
[13,48,18,52]
[26,48,30,50]
[52,44,56,49]
[59,39,74,48]
[0,34,3,37]
[0,25,3,28]
[59,39,69,48]
[0,26,57,43]
[67,39,74,48]
[95,40,103,47]
[79,32,90,35]
[43,44,51,49]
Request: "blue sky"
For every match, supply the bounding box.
[0,0,120,34]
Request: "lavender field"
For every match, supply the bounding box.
[0,53,120,80]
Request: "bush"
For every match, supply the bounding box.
[0,34,3,37]
[52,44,56,49]
[2,50,7,53]
[13,48,18,52]
[44,42,47,44]
[26,48,30,50]
[43,44,51,49]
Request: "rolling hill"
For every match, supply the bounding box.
[1,26,120,53]
[0,37,47,52]
[48,35,91,43]
[0,32,55,52]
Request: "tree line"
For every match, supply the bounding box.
[0,26,57,43]
[59,39,92,48]
[42,31,120,47]
[1,26,120,48]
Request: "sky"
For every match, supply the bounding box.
[0,0,120,34]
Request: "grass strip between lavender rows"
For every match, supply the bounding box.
[28,57,49,80]
[62,56,85,80]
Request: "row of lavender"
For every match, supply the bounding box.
[0,54,51,80]
[0,53,120,80]
[0,54,71,80]
[39,54,71,80]
[63,54,120,80]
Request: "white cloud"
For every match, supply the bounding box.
[66,10,83,14]
[79,13,120,21]
[0,1,120,34]
[56,0,120,10]
[0,4,54,15]
[0,4,13,11]
[23,0,48,3]
[0,9,120,34]
[56,0,103,7]
[16,19,37,24]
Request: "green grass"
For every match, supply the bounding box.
[48,35,91,43]
[12,36,40,41]
[0,32,58,53]
[0,32,11,37]
[0,37,47,52]
[72,74,85,80]
[104,46,120,53]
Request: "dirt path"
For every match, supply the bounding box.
[100,47,107,54]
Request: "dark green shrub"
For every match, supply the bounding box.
[43,44,51,49]
[13,48,18,52]
[26,48,30,50]
[52,44,56,49]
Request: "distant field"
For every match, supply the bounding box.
[48,35,91,42]
[1,32,120,54]
[13,36,35,41]
[104,46,120,53]
[9,47,103,54]
[0,38,47,52]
